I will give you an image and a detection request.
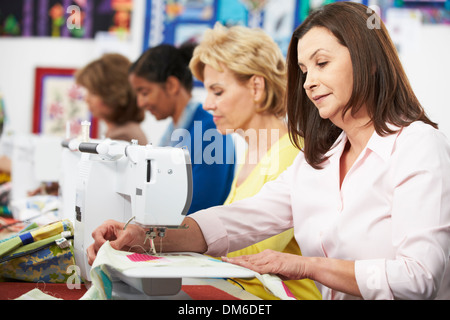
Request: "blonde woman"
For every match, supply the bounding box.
[88,3,450,300]
[189,23,321,300]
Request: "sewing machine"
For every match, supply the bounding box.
[72,138,258,299]
[59,138,108,222]
[0,133,63,225]
[59,139,83,223]
[73,139,193,286]
[0,133,62,204]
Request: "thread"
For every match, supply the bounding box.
[80,121,91,142]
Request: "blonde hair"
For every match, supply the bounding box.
[190,23,287,117]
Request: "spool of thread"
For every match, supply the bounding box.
[81,121,91,142]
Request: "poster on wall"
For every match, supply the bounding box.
[141,0,450,60]
[397,0,450,24]
[0,0,133,38]
[32,67,98,139]
[143,0,299,56]
[144,0,217,48]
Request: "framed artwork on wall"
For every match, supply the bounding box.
[32,67,98,139]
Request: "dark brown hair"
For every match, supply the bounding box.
[286,2,437,168]
[75,53,145,124]
[129,42,196,93]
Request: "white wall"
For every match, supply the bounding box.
[0,0,170,145]
[0,1,449,142]
[399,24,450,138]
[0,37,95,134]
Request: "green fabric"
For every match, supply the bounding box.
[0,236,22,258]
[0,221,68,258]
[0,234,64,262]
[0,219,77,283]
[0,223,39,257]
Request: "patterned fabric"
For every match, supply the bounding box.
[0,219,76,283]
[81,241,296,300]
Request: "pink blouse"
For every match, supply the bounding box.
[191,121,450,300]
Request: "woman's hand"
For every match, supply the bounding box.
[86,219,147,265]
[222,249,309,281]
[86,217,208,266]
[224,249,362,297]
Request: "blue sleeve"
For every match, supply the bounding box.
[185,109,235,214]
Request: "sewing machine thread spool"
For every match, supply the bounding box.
[81,121,91,142]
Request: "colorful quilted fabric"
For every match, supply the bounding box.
[0,219,77,283]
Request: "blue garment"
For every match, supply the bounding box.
[159,102,235,214]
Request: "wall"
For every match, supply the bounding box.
[0,0,449,142]
[399,24,450,138]
[0,0,171,144]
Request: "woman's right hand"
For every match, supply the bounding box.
[86,219,147,265]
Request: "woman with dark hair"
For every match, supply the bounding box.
[285,2,437,168]
[128,43,235,215]
[75,53,148,145]
[88,2,450,300]
[189,22,321,300]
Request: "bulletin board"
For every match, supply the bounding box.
[142,0,450,55]
[394,0,450,23]
[32,67,98,139]
[143,0,301,56]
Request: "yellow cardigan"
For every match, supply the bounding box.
[223,134,322,300]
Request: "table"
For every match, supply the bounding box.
[0,278,260,300]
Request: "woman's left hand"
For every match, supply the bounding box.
[222,249,309,281]
[224,249,362,297]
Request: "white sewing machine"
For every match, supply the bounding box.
[73,139,193,284]
[72,138,257,299]
[59,138,113,222]
[0,133,63,224]
[60,138,84,223]
[0,133,62,204]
